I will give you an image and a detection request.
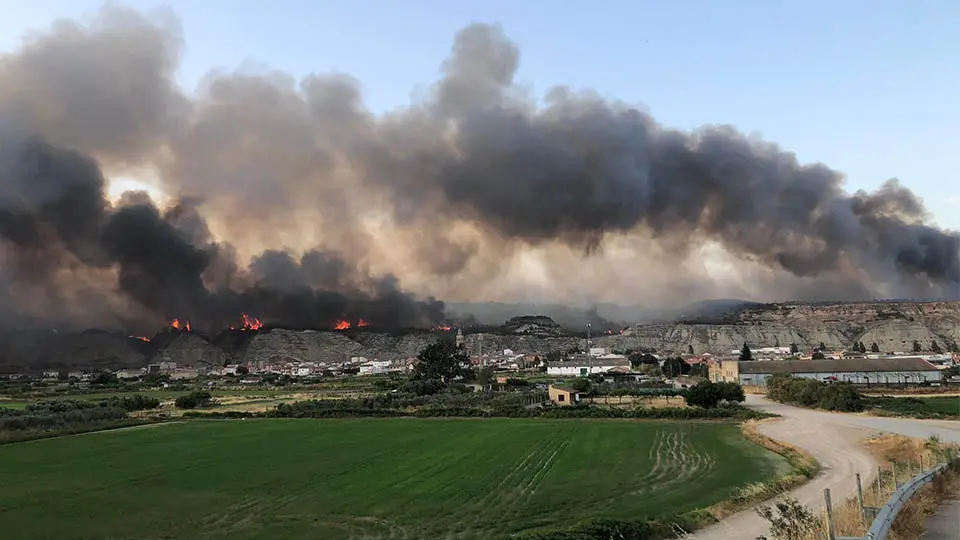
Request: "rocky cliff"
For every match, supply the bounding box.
[2,301,957,372]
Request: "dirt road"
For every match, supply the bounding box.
[687,396,960,540]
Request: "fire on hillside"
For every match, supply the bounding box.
[170,319,191,332]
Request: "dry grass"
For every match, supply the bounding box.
[702,420,819,521]
[786,434,960,540]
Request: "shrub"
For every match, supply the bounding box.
[767,374,863,412]
[100,394,161,412]
[174,391,213,410]
[684,380,746,408]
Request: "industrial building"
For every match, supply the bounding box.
[711,358,942,387]
[546,355,630,377]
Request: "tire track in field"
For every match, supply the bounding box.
[445,426,574,539]
[542,428,715,519]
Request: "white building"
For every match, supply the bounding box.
[293,366,313,377]
[547,355,631,377]
[115,368,146,379]
[714,358,942,387]
[359,360,392,375]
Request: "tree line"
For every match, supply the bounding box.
[0,395,159,442]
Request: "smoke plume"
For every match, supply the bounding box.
[0,6,957,332]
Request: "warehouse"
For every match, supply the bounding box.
[711,357,942,387]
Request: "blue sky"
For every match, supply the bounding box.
[4,0,959,229]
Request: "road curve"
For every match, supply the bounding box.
[687,396,960,540]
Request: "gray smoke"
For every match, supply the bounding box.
[0,7,957,332]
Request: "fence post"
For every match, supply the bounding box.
[824,488,837,540]
[856,473,866,522]
[877,464,883,498]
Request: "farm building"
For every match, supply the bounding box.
[546,355,630,376]
[548,384,582,406]
[711,358,942,387]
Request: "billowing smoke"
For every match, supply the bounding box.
[0,6,957,332]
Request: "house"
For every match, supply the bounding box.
[115,368,146,380]
[711,358,943,387]
[548,384,581,406]
[170,368,200,380]
[359,360,392,375]
[546,355,631,376]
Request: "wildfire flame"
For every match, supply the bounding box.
[129,336,151,342]
[357,318,370,328]
[333,320,351,330]
[170,319,191,332]
[433,325,453,332]
[241,313,263,331]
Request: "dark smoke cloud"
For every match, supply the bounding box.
[0,8,957,333]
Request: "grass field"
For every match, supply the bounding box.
[866,396,960,418]
[0,418,788,539]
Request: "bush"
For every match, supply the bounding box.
[100,394,161,412]
[767,375,863,412]
[174,391,213,410]
[684,381,745,408]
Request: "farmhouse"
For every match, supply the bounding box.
[548,384,581,406]
[711,358,942,387]
[547,355,630,376]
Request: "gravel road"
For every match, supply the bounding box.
[687,396,960,540]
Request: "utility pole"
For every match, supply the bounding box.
[587,323,592,376]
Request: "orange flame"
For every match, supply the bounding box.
[130,336,151,342]
[433,325,453,332]
[357,318,370,328]
[241,313,263,331]
[170,319,191,332]
[333,320,351,330]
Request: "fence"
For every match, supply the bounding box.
[826,457,950,540]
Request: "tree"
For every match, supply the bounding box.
[628,352,659,368]
[411,339,471,384]
[857,341,867,353]
[684,381,720,408]
[716,381,746,403]
[236,365,250,376]
[931,340,942,354]
[684,381,734,408]
[790,343,800,354]
[739,344,753,361]
[688,344,695,355]
[570,377,592,393]
[662,357,687,378]
[949,341,960,353]
[818,342,827,351]
[812,351,826,360]
[871,342,880,353]
[913,340,923,353]
[174,391,213,409]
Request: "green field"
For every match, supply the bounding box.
[0,419,788,539]
[866,396,960,418]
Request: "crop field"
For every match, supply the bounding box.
[0,419,788,539]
